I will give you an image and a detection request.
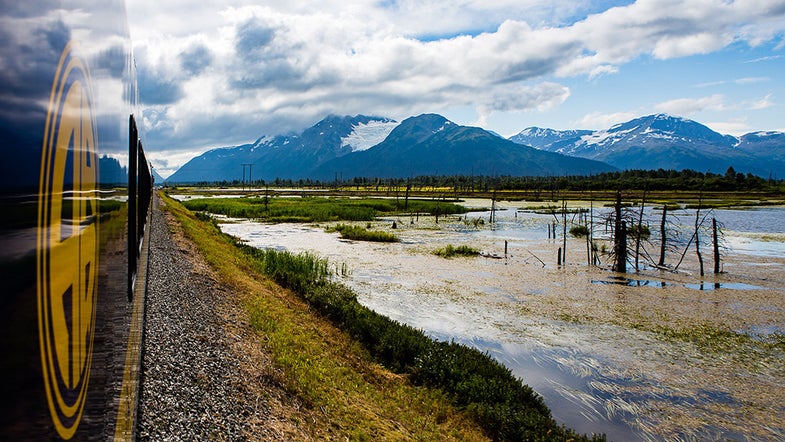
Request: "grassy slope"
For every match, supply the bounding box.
[161,192,488,440]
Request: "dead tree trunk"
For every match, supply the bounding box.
[635,189,647,271]
[695,199,704,277]
[404,179,411,211]
[658,205,667,267]
[562,200,567,264]
[713,217,721,274]
[612,192,627,273]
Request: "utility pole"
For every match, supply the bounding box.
[242,163,253,191]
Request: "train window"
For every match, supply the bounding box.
[129,115,138,301]
[128,114,153,302]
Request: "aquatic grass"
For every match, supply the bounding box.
[433,244,481,258]
[160,192,490,440]
[569,225,589,238]
[169,191,601,440]
[235,242,601,441]
[182,196,469,223]
[327,224,400,242]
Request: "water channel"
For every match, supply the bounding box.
[182,195,785,441]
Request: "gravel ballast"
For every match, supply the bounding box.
[137,196,309,440]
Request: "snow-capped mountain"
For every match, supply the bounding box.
[167,113,615,183]
[311,114,614,179]
[509,127,592,150]
[168,115,395,182]
[510,114,785,177]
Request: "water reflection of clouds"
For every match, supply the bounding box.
[210,202,785,441]
[724,233,785,257]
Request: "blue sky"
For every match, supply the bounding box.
[127,0,785,178]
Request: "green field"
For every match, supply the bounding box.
[181,195,469,223]
[163,192,603,441]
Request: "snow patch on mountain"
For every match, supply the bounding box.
[435,121,454,133]
[341,119,399,152]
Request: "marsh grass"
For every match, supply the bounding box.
[182,196,469,223]
[327,224,399,242]
[160,192,491,440]
[164,192,600,441]
[433,244,481,258]
[235,244,599,441]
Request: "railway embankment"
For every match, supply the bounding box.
[136,195,312,440]
[136,193,495,440]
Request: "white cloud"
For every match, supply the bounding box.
[126,0,785,172]
[705,118,752,136]
[654,94,727,115]
[574,111,640,130]
[749,93,775,110]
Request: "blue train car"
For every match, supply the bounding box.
[0,0,152,439]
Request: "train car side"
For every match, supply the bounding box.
[0,1,152,439]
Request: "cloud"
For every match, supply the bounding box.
[138,67,185,105]
[575,111,640,130]
[126,0,785,172]
[749,93,775,110]
[179,44,213,76]
[705,118,752,136]
[746,54,783,63]
[654,94,727,115]
[695,77,770,87]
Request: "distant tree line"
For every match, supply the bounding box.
[167,167,783,193]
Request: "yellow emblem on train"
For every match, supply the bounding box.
[37,42,100,440]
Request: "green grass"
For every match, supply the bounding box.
[182,196,469,223]
[327,224,400,242]
[161,192,490,440]
[164,192,601,441]
[236,244,600,441]
[433,244,481,258]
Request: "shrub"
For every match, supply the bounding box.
[433,244,481,258]
[569,225,589,237]
[232,243,601,441]
[327,224,399,242]
[627,224,651,239]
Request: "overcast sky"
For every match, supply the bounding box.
[126,0,785,178]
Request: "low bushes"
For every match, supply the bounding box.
[433,244,481,258]
[182,196,470,223]
[236,243,601,441]
[327,223,400,242]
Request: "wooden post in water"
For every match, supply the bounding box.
[695,198,704,277]
[713,217,721,274]
[612,191,627,273]
[557,247,562,266]
[658,205,667,267]
[562,200,567,265]
[586,213,591,266]
[634,188,647,271]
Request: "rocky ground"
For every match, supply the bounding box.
[137,196,312,440]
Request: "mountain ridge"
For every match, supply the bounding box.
[509,114,785,177]
[310,114,614,179]
[166,113,785,183]
[166,113,615,183]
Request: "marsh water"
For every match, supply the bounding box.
[185,195,785,441]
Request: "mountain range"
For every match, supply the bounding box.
[166,113,785,183]
[509,114,785,178]
[166,114,614,183]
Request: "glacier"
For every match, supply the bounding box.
[341,119,400,152]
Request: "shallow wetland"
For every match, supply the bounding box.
[179,193,785,441]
